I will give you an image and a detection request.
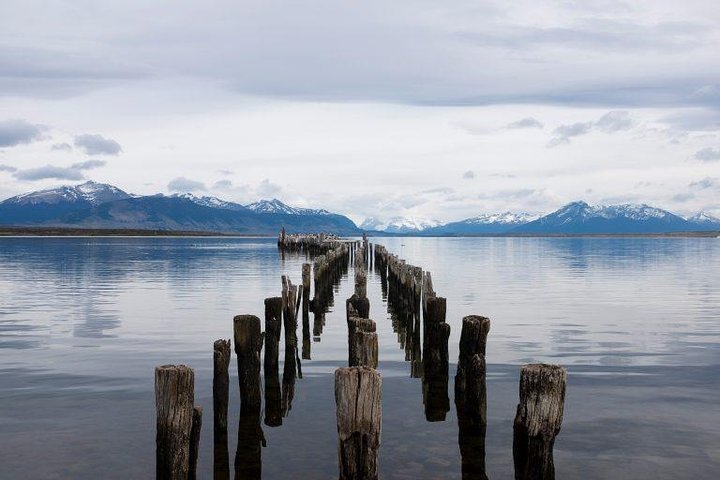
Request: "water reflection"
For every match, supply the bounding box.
[1,237,719,479]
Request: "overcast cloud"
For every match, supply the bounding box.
[0,0,719,220]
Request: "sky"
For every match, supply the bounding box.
[0,0,719,224]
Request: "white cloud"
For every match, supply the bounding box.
[74,134,122,156]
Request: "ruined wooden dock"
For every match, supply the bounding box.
[153,231,567,479]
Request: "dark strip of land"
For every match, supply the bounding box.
[0,227,257,237]
[0,226,718,237]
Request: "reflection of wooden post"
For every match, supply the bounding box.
[155,365,195,480]
[189,406,202,480]
[234,410,264,480]
[513,364,567,480]
[264,298,283,427]
[335,367,382,480]
[233,315,263,411]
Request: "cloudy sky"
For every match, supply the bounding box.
[1,0,719,223]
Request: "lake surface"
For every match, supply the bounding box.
[1,236,719,479]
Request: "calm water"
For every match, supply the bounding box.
[0,237,719,479]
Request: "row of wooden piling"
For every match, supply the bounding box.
[155,234,567,480]
[374,241,567,480]
[337,237,382,479]
[277,229,342,254]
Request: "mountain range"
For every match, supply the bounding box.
[1,182,718,235]
[0,182,359,234]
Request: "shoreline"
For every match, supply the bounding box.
[0,227,717,238]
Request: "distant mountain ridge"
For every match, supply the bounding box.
[512,201,713,234]
[1,182,718,234]
[0,182,360,234]
[366,202,720,235]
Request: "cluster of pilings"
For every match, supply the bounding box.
[277,229,342,254]
[375,242,567,480]
[336,236,382,480]
[154,234,567,480]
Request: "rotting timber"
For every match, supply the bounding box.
[152,232,567,480]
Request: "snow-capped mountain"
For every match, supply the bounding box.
[0,181,132,224]
[0,183,359,234]
[245,198,331,216]
[4,181,130,206]
[171,193,248,211]
[360,216,441,233]
[687,211,720,226]
[514,201,695,233]
[424,211,538,235]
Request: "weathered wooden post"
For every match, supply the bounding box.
[282,276,298,349]
[335,367,382,480]
[350,329,378,368]
[189,406,202,480]
[155,364,195,480]
[346,294,370,320]
[513,364,567,480]
[422,296,450,421]
[455,316,491,426]
[347,317,376,366]
[213,340,231,436]
[233,315,263,411]
[264,297,283,427]
[302,263,311,306]
[212,339,231,480]
[354,268,367,299]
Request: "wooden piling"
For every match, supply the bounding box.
[155,364,195,480]
[347,317,376,367]
[211,339,231,480]
[455,316,491,427]
[213,339,231,436]
[423,296,450,421]
[335,367,382,480]
[513,364,567,480]
[282,277,298,348]
[189,406,202,480]
[350,330,378,368]
[233,315,263,411]
[264,297,283,427]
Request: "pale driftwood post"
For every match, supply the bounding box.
[155,364,195,480]
[233,315,263,411]
[189,406,202,480]
[455,316,491,427]
[264,297,283,427]
[513,364,567,480]
[335,367,382,480]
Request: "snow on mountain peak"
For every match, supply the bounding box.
[4,181,130,206]
[245,198,331,216]
[465,211,538,225]
[360,216,441,233]
[688,211,720,224]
